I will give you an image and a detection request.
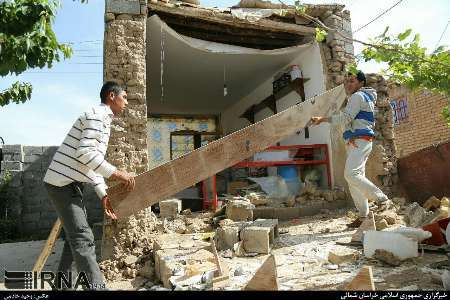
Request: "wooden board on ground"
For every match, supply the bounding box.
[210,240,224,277]
[32,218,62,273]
[108,85,346,219]
[344,266,375,291]
[351,211,375,242]
[244,254,278,291]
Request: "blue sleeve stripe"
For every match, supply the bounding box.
[358,91,374,102]
[355,110,374,122]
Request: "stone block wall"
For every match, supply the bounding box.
[318,7,354,89]
[0,145,104,240]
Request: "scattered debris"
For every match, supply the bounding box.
[405,202,438,227]
[328,247,360,265]
[246,192,268,206]
[325,264,339,270]
[423,196,441,211]
[98,190,448,291]
[375,219,389,231]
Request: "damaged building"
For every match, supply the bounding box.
[0,0,449,292]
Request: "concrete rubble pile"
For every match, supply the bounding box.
[99,200,214,290]
[98,190,450,291]
[214,218,279,256]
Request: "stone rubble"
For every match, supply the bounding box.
[99,207,213,284]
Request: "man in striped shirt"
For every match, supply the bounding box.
[310,71,389,228]
[43,81,135,290]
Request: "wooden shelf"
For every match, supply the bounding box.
[240,78,310,123]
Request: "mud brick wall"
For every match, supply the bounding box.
[102,0,149,260]
[389,85,450,158]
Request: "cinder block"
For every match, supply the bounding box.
[24,154,44,164]
[1,161,23,171]
[2,144,23,154]
[159,199,182,219]
[22,162,42,172]
[215,226,239,251]
[2,152,24,162]
[273,207,301,220]
[21,221,38,234]
[22,212,41,223]
[240,226,271,254]
[252,219,279,244]
[252,207,275,220]
[42,147,57,156]
[106,0,141,15]
[23,146,43,155]
[8,173,23,187]
[226,200,254,221]
[22,171,37,181]
[298,203,324,217]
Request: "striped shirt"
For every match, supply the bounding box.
[43,104,117,199]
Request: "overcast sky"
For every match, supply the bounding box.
[0,0,448,146]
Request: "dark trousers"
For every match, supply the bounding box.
[44,182,105,290]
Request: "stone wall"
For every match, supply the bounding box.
[365,74,397,198]
[102,0,149,260]
[389,85,450,158]
[320,7,354,89]
[0,145,103,240]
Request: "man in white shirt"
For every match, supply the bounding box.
[43,81,135,290]
[310,71,389,228]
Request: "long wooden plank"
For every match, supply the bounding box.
[32,218,62,273]
[108,85,346,218]
[344,266,375,291]
[210,239,224,277]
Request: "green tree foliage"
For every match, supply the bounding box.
[352,27,450,125]
[0,0,73,106]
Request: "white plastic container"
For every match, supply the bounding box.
[387,227,432,242]
[363,231,418,260]
[253,150,290,162]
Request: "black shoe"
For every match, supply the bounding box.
[347,217,364,228]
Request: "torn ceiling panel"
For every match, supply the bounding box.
[146,15,313,115]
